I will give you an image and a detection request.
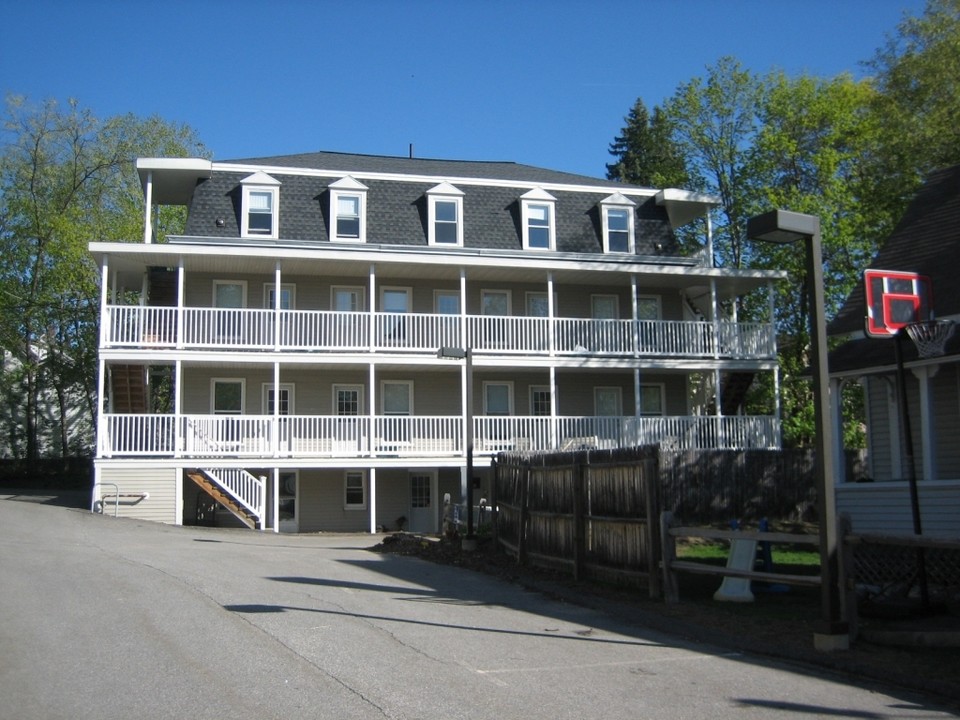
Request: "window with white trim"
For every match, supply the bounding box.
[212,379,244,415]
[434,290,460,315]
[334,385,363,415]
[329,176,368,242]
[240,172,280,239]
[639,384,665,417]
[591,294,619,319]
[344,470,367,509]
[637,295,662,320]
[332,286,365,312]
[594,386,622,417]
[530,386,552,416]
[600,193,636,253]
[427,182,464,246]
[264,283,295,309]
[483,381,513,415]
[262,383,294,415]
[520,189,557,250]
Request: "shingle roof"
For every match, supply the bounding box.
[184,154,678,254]
[828,164,960,372]
[830,165,960,336]
[220,150,640,189]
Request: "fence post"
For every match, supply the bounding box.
[838,513,857,639]
[573,461,585,581]
[660,510,679,603]
[517,461,530,567]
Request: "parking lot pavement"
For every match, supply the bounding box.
[2,495,957,720]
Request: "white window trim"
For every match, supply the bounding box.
[380,286,413,313]
[213,280,248,308]
[240,172,281,240]
[600,193,637,254]
[427,182,465,247]
[331,285,366,312]
[380,380,414,414]
[333,384,365,415]
[329,176,368,243]
[637,294,663,321]
[483,380,514,415]
[344,470,367,510]
[434,289,460,314]
[263,283,296,309]
[594,386,622,416]
[639,383,666,417]
[591,294,620,319]
[211,378,245,415]
[261,383,295,415]
[481,289,512,315]
[520,188,557,251]
[529,385,553,416]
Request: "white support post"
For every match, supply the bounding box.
[369,264,376,352]
[273,362,280,458]
[830,378,846,484]
[630,276,639,356]
[274,261,282,351]
[369,469,377,534]
[272,468,279,533]
[914,367,938,481]
[459,268,467,348]
[143,170,153,244]
[547,271,555,357]
[259,476,267,532]
[174,359,183,457]
[177,259,185,350]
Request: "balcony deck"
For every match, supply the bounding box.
[99,413,781,458]
[104,306,776,359]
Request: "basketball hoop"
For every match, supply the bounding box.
[904,319,956,358]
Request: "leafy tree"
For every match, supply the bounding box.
[866,0,960,214]
[661,57,762,270]
[0,96,206,460]
[606,99,689,188]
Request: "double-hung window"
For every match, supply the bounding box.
[240,172,280,239]
[329,176,368,242]
[344,471,367,510]
[427,182,464,246]
[600,193,636,254]
[520,188,557,250]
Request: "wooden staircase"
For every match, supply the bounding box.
[185,470,259,529]
[111,365,148,413]
[720,372,755,416]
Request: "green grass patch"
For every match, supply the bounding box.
[678,541,820,567]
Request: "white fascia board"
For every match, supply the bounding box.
[656,188,720,228]
[136,158,212,205]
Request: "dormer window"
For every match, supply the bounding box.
[329,176,368,243]
[520,188,557,251]
[600,193,636,253]
[240,172,281,239]
[427,182,464,246]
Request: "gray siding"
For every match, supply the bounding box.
[95,465,178,524]
[837,480,960,537]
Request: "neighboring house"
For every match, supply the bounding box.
[1,345,93,459]
[90,151,784,532]
[828,164,960,537]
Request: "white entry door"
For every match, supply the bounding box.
[408,472,438,533]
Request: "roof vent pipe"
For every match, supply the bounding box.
[409,143,414,159]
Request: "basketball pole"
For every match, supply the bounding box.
[893,329,930,607]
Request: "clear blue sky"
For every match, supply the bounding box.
[2,0,926,179]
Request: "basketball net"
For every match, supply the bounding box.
[904,319,956,358]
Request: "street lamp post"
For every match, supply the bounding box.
[747,209,849,651]
[438,346,475,549]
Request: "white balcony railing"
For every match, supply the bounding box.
[98,413,780,459]
[103,306,775,359]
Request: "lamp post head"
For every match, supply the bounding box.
[747,209,819,244]
[437,346,467,360]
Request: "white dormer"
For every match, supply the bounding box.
[240,172,281,239]
[426,182,465,246]
[600,192,637,253]
[329,176,369,243]
[520,188,557,251]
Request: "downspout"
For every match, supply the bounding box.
[143,170,153,244]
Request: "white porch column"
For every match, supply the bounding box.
[630,276,639,356]
[177,259,185,349]
[704,209,714,267]
[273,361,281,458]
[550,365,557,449]
[710,277,720,359]
[174,359,183,457]
[369,264,377,351]
[369,362,376,456]
[914,366,938,481]
[459,268,467,347]
[547,271,555,356]
[272,468,280,533]
[369,468,378,534]
[143,170,153,244]
[274,261,282,351]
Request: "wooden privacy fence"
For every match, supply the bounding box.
[492,446,661,597]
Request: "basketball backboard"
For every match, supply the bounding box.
[864,269,933,338]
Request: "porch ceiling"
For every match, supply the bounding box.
[91,240,782,298]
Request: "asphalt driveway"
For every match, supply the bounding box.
[1,493,956,720]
